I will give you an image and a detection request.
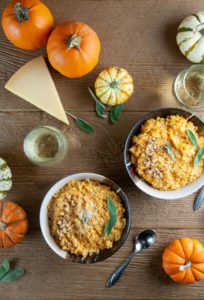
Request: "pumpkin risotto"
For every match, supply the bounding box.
[48,179,126,257]
[129,115,204,191]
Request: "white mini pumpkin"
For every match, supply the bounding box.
[0,158,12,200]
[177,11,204,63]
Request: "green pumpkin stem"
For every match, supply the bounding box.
[14,3,29,23]
[67,34,81,50]
[0,221,7,231]
[110,80,118,89]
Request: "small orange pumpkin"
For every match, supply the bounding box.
[162,237,204,284]
[47,21,101,78]
[0,201,28,247]
[2,0,54,50]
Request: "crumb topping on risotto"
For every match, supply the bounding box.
[48,179,126,257]
[129,115,204,191]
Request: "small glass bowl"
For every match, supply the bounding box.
[24,126,68,167]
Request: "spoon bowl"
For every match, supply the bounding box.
[107,229,156,287]
[135,229,156,251]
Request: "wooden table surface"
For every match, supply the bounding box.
[1,0,204,299]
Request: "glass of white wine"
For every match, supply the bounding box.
[174,64,204,108]
[24,126,68,167]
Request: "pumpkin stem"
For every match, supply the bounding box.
[67,34,81,50]
[0,221,7,231]
[195,23,204,35]
[14,3,29,23]
[179,260,192,272]
[110,80,118,89]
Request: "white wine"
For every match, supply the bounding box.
[185,68,204,101]
[24,126,68,166]
[174,65,204,108]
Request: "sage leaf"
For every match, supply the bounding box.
[65,111,95,134]
[88,87,105,109]
[75,118,94,134]
[0,260,10,279]
[110,104,123,124]
[95,101,107,118]
[88,87,107,119]
[193,186,204,211]
[194,146,204,166]
[187,129,198,147]
[167,142,175,160]
[104,196,117,236]
[0,268,25,283]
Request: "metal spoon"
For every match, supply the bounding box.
[193,185,204,211]
[107,229,156,288]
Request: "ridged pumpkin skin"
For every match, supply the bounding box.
[0,158,12,200]
[2,0,54,50]
[176,11,204,63]
[95,67,133,106]
[0,201,28,247]
[162,237,204,284]
[47,21,101,78]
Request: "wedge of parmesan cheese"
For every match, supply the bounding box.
[5,56,69,125]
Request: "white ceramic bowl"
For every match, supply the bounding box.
[124,108,204,200]
[40,173,131,262]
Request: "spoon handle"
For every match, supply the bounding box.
[107,252,135,288]
[194,185,204,211]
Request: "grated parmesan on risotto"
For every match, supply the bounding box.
[129,115,204,191]
[48,179,126,257]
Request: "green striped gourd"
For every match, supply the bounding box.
[177,11,204,63]
[0,158,12,200]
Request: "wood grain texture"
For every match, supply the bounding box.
[1,0,204,299]
[0,111,203,231]
[1,229,204,300]
[1,0,204,112]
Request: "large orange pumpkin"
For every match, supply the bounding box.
[0,201,28,247]
[2,0,54,50]
[47,21,101,78]
[162,237,204,284]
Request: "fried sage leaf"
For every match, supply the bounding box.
[0,260,10,279]
[104,196,117,237]
[194,146,204,166]
[193,186,204,211]
[187,129,198,148]
[167,142,175,160]
[110,104,123,124]
[75,118,95,134]
[88,87,107,119]
[0,268,25,283]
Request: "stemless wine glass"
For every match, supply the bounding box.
[24,126,68,167]
[174,64,204,108]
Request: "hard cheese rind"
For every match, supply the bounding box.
[5,56,69,125]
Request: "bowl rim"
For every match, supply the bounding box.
[39,172,131,262]
[124,107,204,200]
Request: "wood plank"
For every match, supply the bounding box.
[1,0,204,111]
[1,1,204,299]
[0,110,203,230]
[1,228,204,300]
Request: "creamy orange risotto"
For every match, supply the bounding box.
[129,115,204,191]
[48,179,126,257]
